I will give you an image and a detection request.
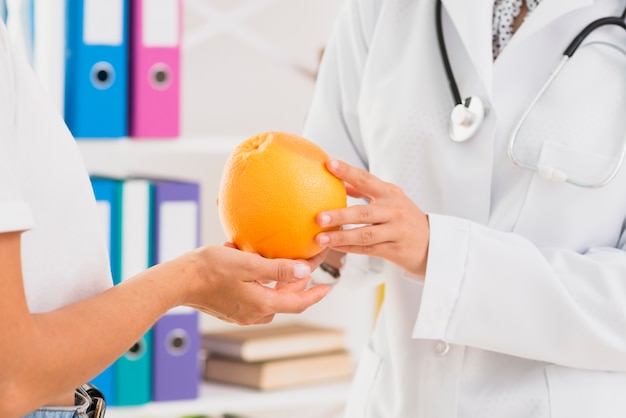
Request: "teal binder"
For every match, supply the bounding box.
[116,331,153,405]
[115,178,154,405]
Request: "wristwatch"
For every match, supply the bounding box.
[311,262,341,285]
[75,384,106,418]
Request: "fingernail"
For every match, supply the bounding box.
[294,263,310,279]
[319,214,331,226]
[329,159,340,171]
[318,234,330,245]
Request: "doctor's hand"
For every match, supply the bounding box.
[315,159,430,278]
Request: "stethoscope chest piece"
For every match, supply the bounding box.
[448,96,486,142]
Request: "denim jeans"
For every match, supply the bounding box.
[22,387,92,418]
[22,406,87,418]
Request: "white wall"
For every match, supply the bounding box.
[182,0,344,138]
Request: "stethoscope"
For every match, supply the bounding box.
[436,0,626,188]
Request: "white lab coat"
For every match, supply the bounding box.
[303,0,626,417]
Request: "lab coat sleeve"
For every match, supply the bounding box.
[413,213,626,372]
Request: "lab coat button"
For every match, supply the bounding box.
[434,340,450,356]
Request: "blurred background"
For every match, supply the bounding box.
[182,0,342,137]
[2,2,384,417]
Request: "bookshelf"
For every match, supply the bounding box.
[76,137,378,417]
[106,379,351,418]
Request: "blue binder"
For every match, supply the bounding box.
[89,177,123,284]
[89,366,116,406]
[89,176,124,406]
[65,0,129,138]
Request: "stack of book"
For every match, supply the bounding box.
[202,323,354,391]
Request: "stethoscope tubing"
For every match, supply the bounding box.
[435,0,461,105]
[507,56,569,179]
[436,0,626,99]
[437,0,626,188]
[564,16,626,56]
[509,15,626,188]
[508,42,626,188]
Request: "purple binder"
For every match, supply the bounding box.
[152,309,200,401]
[151,181,200,266]
[151,181,201,401]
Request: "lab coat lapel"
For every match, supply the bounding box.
[439,0,595,94]
[505,0,594,50]
[440,0,493,96]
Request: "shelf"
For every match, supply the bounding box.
[76,136,244,246]
[76,136,243,181]
[106,379,351,418]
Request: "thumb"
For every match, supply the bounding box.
[260,259,311,283]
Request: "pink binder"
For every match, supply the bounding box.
[129,0,182,138]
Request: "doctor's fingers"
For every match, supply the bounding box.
[316,207,412,256]
[317,187,412,228]
[325,159,390,200]
[318,203,374,228]
[317,224,428,277]
[315,221,405,251]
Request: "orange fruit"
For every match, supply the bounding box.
[218,131,347,259]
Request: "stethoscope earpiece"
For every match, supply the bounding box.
[448,96,486,143]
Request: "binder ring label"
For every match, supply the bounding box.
[124,337,146,361]
[148,62,172,90]
[90,61,116,90]
[165,328,190,356]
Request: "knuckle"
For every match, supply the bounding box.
[388,182,403,196]
[360,229,374,244]
[276,262,288,281]
[330,232,344,245]
[358,205,371,222]
[330,210,343,224]
[358,169,373,185]
[392,206,406,222]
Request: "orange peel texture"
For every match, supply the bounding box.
[218,131,347,259]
